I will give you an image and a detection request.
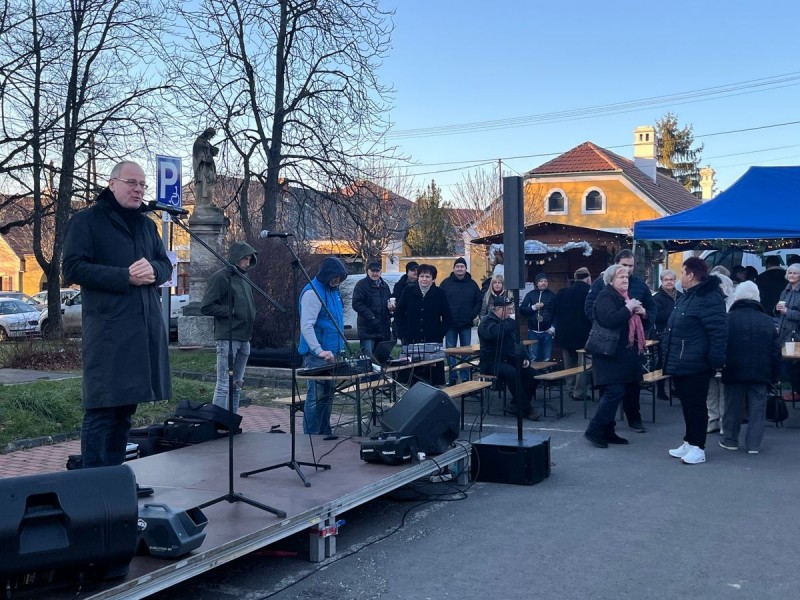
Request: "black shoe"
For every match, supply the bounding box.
[525,410,541,422]
[136,484,154,499]
[629,421,647,433]
[584,432,608,448]
[605,432,629,445]
[503,403,519,416]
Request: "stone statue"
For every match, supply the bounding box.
[192,127,219,209]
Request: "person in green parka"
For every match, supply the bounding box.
[201,241,258,413]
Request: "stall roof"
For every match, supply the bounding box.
[634,166,800,250]
[470,221,629,247]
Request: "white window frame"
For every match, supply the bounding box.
[544,188,568,215]
[582,187,607,214]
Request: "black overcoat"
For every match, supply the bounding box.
[352,276,392,341]
[553,281,592,350]
[394,284,452,344]
[722,299,781,385]
[590,286,644,387]
[63,189,173,409]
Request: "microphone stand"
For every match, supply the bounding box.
[240,237,342,486]
[166,212,286,518]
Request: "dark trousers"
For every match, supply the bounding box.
[587,382,639,437]
[622,382,643,425]
[485,362,537,414]
[81,404,137,468]
[674,371,712,449]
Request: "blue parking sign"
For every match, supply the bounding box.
[156,155,182,207]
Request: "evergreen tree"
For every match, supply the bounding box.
[655,113,704,197]
[406,180,453,255]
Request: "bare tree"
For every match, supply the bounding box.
[450,166,502,237]
[0,0,170,332]
[167,0,397,239]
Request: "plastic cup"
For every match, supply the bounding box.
[786,341,796,355]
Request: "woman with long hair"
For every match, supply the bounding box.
[480,273,512,318]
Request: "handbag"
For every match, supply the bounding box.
[584,322,620,358]
[766,386,789,425]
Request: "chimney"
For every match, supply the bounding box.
[699,166,715,201]
[633,126,657,183]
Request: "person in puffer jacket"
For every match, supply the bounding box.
[665,257,728,465]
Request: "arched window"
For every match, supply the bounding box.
[582,188,606,214]
[545,189,568,214]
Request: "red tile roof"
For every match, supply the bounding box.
[526,141,700,214]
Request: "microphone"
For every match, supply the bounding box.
[142,201,189,217]
[258,230,294,238]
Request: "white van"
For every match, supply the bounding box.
[339,273,404,339]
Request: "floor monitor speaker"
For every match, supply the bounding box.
[471,432,550,485]
[0,464,138,581]
[380,382,459,455]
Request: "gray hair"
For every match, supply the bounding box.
[710,265,730,277]
[732,280,760,303]
[109,161,141,179]
[603,264,628,285]
[787,264,800,279]
[660,269,676,281]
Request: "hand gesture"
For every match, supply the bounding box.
[625,298,641,312]
[129,258,156,286]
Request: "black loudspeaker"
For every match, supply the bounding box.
[471,432,550,486]
[502,176,525,290]
[380,383,459,455]
[137,503,208,558]
[0,465,139,580]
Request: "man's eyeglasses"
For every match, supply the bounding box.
[113,177,148,191]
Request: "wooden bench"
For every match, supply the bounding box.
[637,369,671,423]
[535,365,591,418]
[443,380,492,432]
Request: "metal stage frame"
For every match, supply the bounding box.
[51,432,470,600]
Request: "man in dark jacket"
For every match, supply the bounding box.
[585,249,656,324]
[756,255,786,316]
[440,257,482,385]
[63,161,172,496]
[201,241,258,414]
[720,281,781,454]
[299,257,348,435]
[665,258,728,465]
[553,267,592,399]
[520,273,556,362]
[391,261,418,344]
[478,296,539,420]
[352,261,392,356]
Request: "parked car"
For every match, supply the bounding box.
[31,288,80,308]
[0,297,41,340]
[2,291,45,312]
[40,292,188,340]
[339,272,404,340]
[39,292,83,339]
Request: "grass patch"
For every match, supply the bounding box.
[169,347,217,372]
[0,375,217,447]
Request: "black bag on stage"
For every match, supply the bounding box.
[129,424,167,457]
[584,322,620,358]
[163,416,222,445]
[767,387,789,425]
[175,400,242,431]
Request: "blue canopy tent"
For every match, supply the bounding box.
[634,166,800,250]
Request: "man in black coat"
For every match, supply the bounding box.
[440,257,482,385]
[352,261,392,356]
[553,267,593,400]
[520,273,557,362]
[63,161,172,496]
[478,296,539,420]
[756,255,786,316]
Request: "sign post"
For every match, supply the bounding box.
[156,155,182,341]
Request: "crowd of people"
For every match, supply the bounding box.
[297,248,800,452]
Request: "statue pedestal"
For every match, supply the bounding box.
[177,205,226,347]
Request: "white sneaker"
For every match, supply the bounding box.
[681,445,706,465]
[668,441,691,458]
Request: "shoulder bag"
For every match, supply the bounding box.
[584,322,620,358]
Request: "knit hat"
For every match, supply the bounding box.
[535,273,548,284]
[367,261,381,271]
[574,267,590,280]
[454,257,467,268]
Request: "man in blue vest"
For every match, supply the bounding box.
[299,257,349,435]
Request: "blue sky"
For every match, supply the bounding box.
[379,0,800,203]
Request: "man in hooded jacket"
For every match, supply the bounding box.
[201,241,258,414]
[299,257,349,435]
[63,161,172,491]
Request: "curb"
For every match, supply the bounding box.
[2,430,80,455]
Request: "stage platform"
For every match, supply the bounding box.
[40,432,470,600]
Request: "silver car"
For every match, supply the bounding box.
[0,297,41,340]
[39,292,83,339]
